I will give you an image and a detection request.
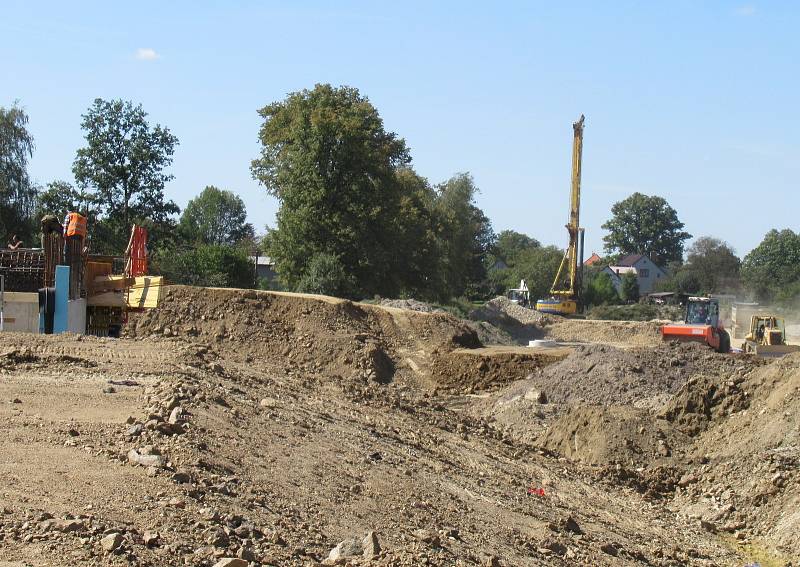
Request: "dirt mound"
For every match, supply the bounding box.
[519,342,758,407]
[666,354,800,559]
[2,290,780,565]
[537,405,689,467]
[541,318,664,346]
[463,320,517,346]
[129,286,480,387]
[378,298,445,313]
[428,347,569,393]
[468,297,547,343]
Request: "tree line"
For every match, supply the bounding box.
[2,87,799,307]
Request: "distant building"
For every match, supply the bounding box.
[601,254,666,294]
[249,255,277,282]
[584,252,602,266]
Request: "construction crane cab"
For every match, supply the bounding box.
[742,315,800,358]
[506,280,530,307]
[661,297,730,353]
[536,115,585,316]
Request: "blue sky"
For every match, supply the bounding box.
[1,1,796,259]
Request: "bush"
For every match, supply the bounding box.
[585,272,620,306]
[296,253,357,298]
[620,272,640,302]
[154,244,254,289]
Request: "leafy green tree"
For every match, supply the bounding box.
[0,102,37,242]
[655,268,701,295]
[486,229,542,296]
[154,244,254,288]
[602,192,691,265]
[388,168,443,298]
[741,229,800,302]
[296,252,357,297]
[36,180,92,218]
[508,245,564,304]
[585,271,620,306]
[433,173,496,299]
[73,98,179,253]
[251,84,410,297]
[179,186,254,245]
[493,230,540,265]
[684,236,740,293]
[620,271,640,302]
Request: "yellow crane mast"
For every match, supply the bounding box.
[536,114,585,315]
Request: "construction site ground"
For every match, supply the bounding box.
[1,287,798,566]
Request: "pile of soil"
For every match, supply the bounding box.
[536,405,690,467]
[0,289,754,566]
[542,318,663,347]
[520,342,759,407]
[129,286,480,388]
[378,298,446,313]
[428,347,569,393]
[468,297,547,343]
[668,353,800,557]
[463,320,517,346]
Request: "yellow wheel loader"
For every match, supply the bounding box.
[742,315,800,358]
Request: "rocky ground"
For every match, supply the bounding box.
[0,286,797,566]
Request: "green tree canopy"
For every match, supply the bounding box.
[432,173,496,299]
[36,180,91,219]
[179,186,254,246]
[493,230,540,265]
[620,271,640,302]
[0,102,37,241]
[602,192,691,266]
[506,245,564,304]
[251,84,411,297]
[295,252,357,297]
[741,229,800,302]
[585,271,620,306]
[154,244,254,289]
[684,236,740,293]
[388,168,443,298]
[73,98,179,253]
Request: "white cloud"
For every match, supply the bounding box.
[734,4,756,16]
[135,48,160,61]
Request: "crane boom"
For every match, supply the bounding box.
[536,115,585,316]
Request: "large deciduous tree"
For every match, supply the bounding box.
[251,84,411,297]
[685,236,740,293]
[741,229,800,303]
[0,102,37,241]
[179,186,254,246]
[493,230,541,266]
[602,192,691,265]
[36,180,91,219]
[432,173,496,299]
[506,245,564,304]
[73,98,179,252]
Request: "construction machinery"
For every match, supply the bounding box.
[506,279,530,307]
[661,296,730,353]
[536,115,585,315]
[741,315,800,358]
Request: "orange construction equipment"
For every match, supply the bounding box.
[661,296,730,353]
[125,225,148,277]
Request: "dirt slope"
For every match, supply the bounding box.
[0,286,789,566]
